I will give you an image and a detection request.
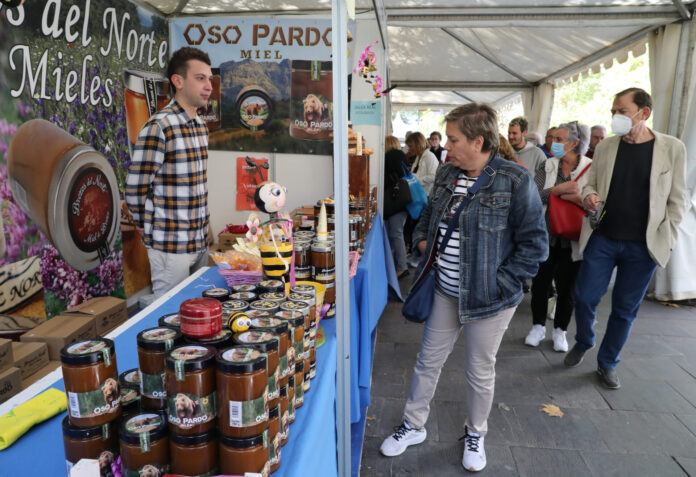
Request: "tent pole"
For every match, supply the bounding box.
[668,19,692,137]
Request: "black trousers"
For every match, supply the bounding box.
[531,244,581,331]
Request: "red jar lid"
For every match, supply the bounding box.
[180,297,222,318]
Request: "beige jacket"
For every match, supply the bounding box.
[579,130,687,268]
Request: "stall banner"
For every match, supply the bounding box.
[236,157,269,211]
[170,17,334,155]
[0,0,168,318]
[350,100,382,126]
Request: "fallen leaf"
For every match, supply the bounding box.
[366,415,375,421]
[540,403,564,418]
[659,301,680,308]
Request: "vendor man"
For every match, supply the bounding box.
[125,47,213,298]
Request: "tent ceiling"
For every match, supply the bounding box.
[137,0,695,107]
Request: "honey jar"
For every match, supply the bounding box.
[169,431,219,477]
[123,69,170,145]
[119,412,170,476]
[137,327,183,410]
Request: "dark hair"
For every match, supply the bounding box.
[615,87,652,112]
[166,47,211,91]
[429,131,441,140]
[445,103,500,152]
[509,116,529,133]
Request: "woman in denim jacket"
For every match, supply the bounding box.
[380,103,548,472]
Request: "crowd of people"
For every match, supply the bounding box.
[381,88,687,472]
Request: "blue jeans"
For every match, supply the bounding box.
[573,233,657,370]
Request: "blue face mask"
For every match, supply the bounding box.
[551,142,566,158]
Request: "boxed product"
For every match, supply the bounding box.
[0,337,12,373]
[20,315,96,360]
[218,232,245,250]
[12,341,49,380]
[63,296,128,336]
[0,366,22,404]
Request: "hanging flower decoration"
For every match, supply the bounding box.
[246,216,262,242]
[353,41,387,98]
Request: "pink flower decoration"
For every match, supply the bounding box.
[246,218,262,242]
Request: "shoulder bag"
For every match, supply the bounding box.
[402,163,428,220]
[402,157,502,323]
[548,162,592,242]
[383,172,412,219]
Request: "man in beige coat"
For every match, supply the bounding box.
[564,88,687,389]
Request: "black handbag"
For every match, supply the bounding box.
[383,173,412,219]
[402,157,502,323]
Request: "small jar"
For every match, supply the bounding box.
[234,330,280,409]
[180,298,223,339]
[259,292,286,304]
[184,328,234,350]
[246,310,271,320]
[216,347,268,438]
[220,432,270,477]
[169,431,219,477]
[257,279,285,294]
[293,242,311,280]
[349,214,361,243]
[287,374,296,424]
[230,291,258,302]
[164,345,217,435]
[119,412,170,476]
[289,291,316,325]
[249,317,290,387]
[61,338,121,427]
[222,299,249,316]
[202,287,230,302]
[279,385,289,446]
[158,312,181,329]
[231,283,257,294]
[119,368,140,390]
[269,405,281,473]
[274,310,304,374]
[294,362,305,409]
[62,417,118,476]
[249,300,280,315]
[312,241,336,305]
[137,327,183,410]
[120,385,140,415]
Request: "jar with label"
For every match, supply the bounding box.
[232,283,258,294]
[185,328,234,350]
[202,287,230,302]
[164,345,217,435]
[119,368,140,390]
[62,417,118,476]
[236,85,273,131]
[268,405,281,473]
[61,338,121,427]
[311,242,335,304]
[222,300,250,322]
[179,298,223,339]
[280,301,310,363]
[287,375,296,425]
[249,300,280,315]
[349,214,361,243]
[259,292,286,304]
[294,362,305,409]
[279,385,289,447]
[249,317,289,388]
[288,292,316,326]
[293,242,311,280]
[274,310,304,374]
[170,431,219,477]
[229,291,257,303]
[219,431,270,477]
[119,368,141,415]
[216,347,268,438]
[137,327,183,410]
[197,67,221,131]
[289,60,333,141]
[257,280,285,294]
[234,331,280,409]
[158,312,181,329]
[119,412,170,477]
[122,69,170,146]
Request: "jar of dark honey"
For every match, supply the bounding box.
[62,417,118,476]
[169,430,219,477]
[219,431,270,477]
[119,412,170,476]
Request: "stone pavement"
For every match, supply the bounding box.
[360,280,696,477]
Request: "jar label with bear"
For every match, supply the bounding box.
[67,374,120,418]
[139,370,166,400]
[65,448,119,477]
[124,463,168,477]
[227,388,269,428]
[167,391,216,430]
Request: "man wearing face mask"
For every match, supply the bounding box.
[564,88,687,390]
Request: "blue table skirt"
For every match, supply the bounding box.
[0,267,338,477]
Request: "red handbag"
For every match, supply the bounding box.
[548,163,592,241]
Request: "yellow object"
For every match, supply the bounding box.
[228,312,251,332]
[0,387,67,450]
[259,241,293,278]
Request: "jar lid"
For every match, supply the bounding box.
[221,299,249,311]
[311,242,334,252]
[184,329,233,348]
[246,310,271,319]
[249,317,288,335]
[123,69,170,96]
[294,242,309,251]
[229,292,257,302]
[180,297,222,319]
[169,430,217,446]
[274,310,304,327]
[165,345,216,372]
[259,292,286,302]
[137,327,182,351]
[217,347,267,373]
[290,284,316,296]
[233,330,279,351]
[269,404,279,419]
[219,432,265,449]
[60,338,115,366]
[257,280,284,292]
[280,301,309,313]
[119,368,140,389]
[119,412,168,444]
[295,362,304,373]
[158,312,180,328]
[231,283,257,293]
[288,292,314,305]
[349,215,360,223]
[249,300,280,312]
[202,287,230,300]
[62,416,115,439]
[280,385,287,397]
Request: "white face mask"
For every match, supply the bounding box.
[611,110,641,136]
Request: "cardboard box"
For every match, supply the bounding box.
[218,232,245,249]
[20,315,96,360]
[12,341,49,380]
[0,366,22,404]
[64,296,128,336]
[22,360,60,389]
[0,338,12,373]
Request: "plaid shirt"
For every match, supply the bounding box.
[125,99,209,253]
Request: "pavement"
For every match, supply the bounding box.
[360,278,696,477]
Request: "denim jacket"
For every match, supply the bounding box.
[411,155,549,323]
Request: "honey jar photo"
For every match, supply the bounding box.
[123,69,170,146]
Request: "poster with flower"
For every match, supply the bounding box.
[236,157,269,211]
[0,0,168,318]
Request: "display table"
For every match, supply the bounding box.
[0,267,338,477]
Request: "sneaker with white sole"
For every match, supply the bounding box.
[552,328,568,352]
[379,421,427,457]
[524,324,546,347]
[461,427,486,472]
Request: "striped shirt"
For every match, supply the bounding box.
[125,99,209,253]
[436,173,477,297]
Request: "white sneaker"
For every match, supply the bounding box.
[379,421,427,457]
[524,324,546,347]
[552,328,568,352]
[461,427,486,472]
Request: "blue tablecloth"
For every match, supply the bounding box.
[0,268,338,477]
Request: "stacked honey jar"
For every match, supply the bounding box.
[60,279,320,477]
